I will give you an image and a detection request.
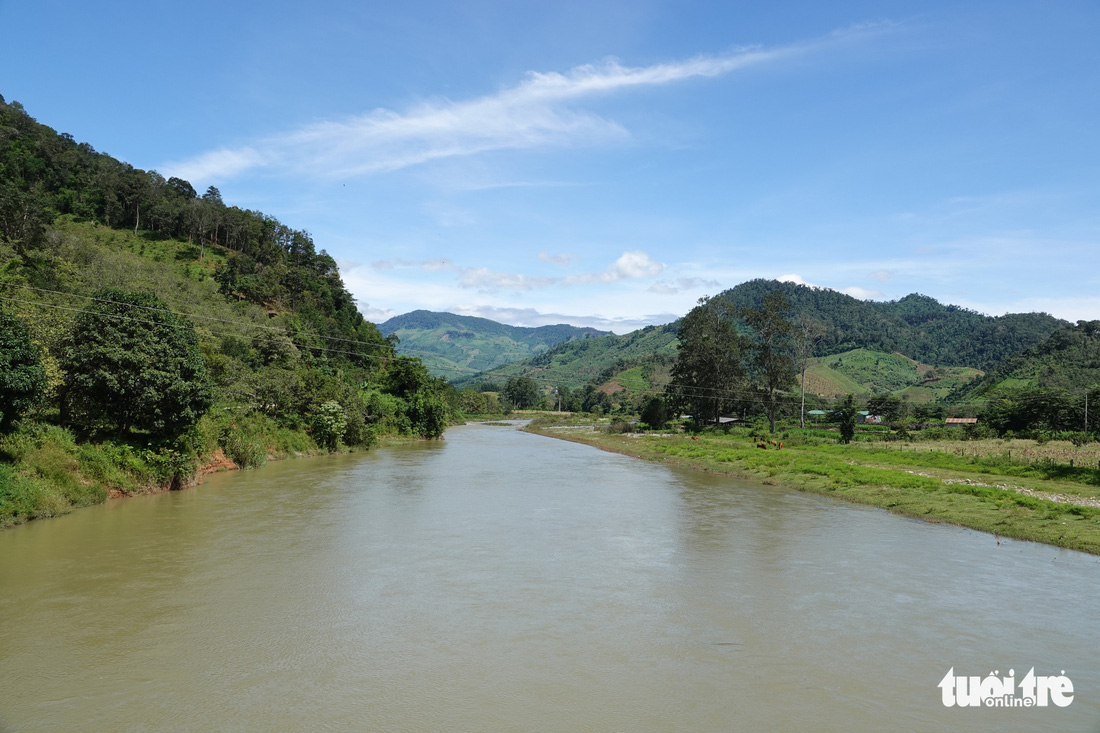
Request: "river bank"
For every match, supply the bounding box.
[525,420,1100,555]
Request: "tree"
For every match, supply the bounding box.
[640,396,668,429]
[669,296,747,426]
[60,289,213,439]
[831,394,857,444]
[793,315,826,428]
[313,400,347,450]
[556,384,572,412]
[867,394,904,422]
[407,391,447,438]
[503,376,539,409]
[0,312,46,432]
[741,291,797,433]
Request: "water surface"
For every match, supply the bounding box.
[2,423,1099,731]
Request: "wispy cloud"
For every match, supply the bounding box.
[648,277,722,294]
[779,273,883,300]
[163,27,883,184]
[839,285,884,299]
[562,250,664,284]
[538,252,575,266]
[370,250,663,292]
[451,305,678,332]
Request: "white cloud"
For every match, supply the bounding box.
[564,250,664,284]
[538,252,575,265]
[359,303,398,322]
[839,285,884,299]
[369,250,664,292]
[777,273,818,288]
[648,277,722,294]
[868,269,894,283]
[458,268,557,291]
[451,305,678,333]
[161,27,885,184]
[165,147,266,184]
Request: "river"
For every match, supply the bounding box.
[1,422,1099,731]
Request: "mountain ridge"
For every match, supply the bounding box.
[380,309,610,381]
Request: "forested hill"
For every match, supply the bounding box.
[719,280,1065,371]
[0,95,455,527]
[380,310,608,381]
[949,320,1100,401]
[462,280,1065,392]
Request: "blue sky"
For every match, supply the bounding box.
[2,1,1098,332]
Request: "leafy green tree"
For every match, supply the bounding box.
[741,291,796,433]
[408,391,447,438]
[313,400,347,450]
[60,289,213,439]
[669,296,747,426]
[867,394,904,422]
[556,384,572,412]
[0,312,46,432]
[503,376,539,409]
[640,396,668,429]
[830,395,857,444]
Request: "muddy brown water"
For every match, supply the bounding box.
[2,422,1099,731]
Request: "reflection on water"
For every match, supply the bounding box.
[1,423,1099,731]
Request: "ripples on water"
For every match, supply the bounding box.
[1,423,1099,731]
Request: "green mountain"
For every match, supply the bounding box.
[804,348,983,402]
[462,280,1064,398]
[719,279,1065,371]
[380,310,609,382]
[454,323,679,390]
[0,96,454,527]
[950,320,1100,401]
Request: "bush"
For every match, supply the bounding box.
[222,429,267,468]
[0,312,47,433]
[313,400,347,450]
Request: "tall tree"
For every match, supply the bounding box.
[793,315,826,428]
[60,289,213,439]
[741,291,796,433]
[0,312,46,432]
[669,296,747,426]
[503,376,539,409]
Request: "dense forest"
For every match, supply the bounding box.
[717,280,1065,370]
[0,95,470,526]
[461,279,1065,409]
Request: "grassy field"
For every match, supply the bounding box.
[803,348,983,401]
[525,418,1100,555]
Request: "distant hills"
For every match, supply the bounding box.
[446,279,1069,401]
[718,280,1065,371]
[380,310,609,382]
[451,322,680,390]
[950,320,1100,401]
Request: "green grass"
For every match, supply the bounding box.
[0,411,331,529]
[526,420,1100,554]
[804,348,983,402]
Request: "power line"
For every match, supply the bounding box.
[0,281,542,374]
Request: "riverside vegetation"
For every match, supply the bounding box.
[0,96,507,527]
[526,417,1100,554]
[4,93,1100,548]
